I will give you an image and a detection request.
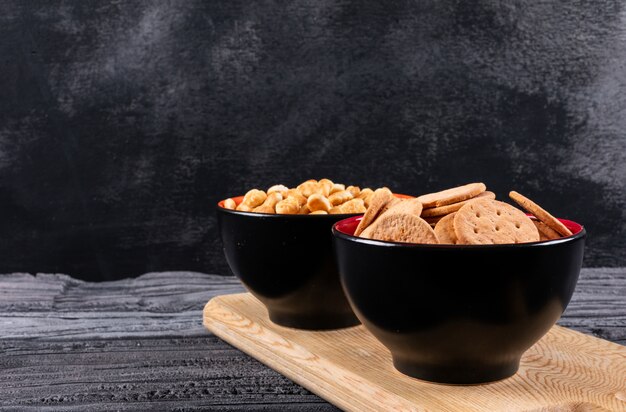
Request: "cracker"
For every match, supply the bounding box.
[421,191,495,217]
[382,198,423,218]
[360,212,438,244]
[509,191,573,237]
[354,188,394,236]
[533,220,561,241]
[454,198,540,244]
[417,183,486,208]
[434,212,458,244]
[380,197,402,216]
[360,223,375,239]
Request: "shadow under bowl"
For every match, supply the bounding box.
[217,196,364,330]
[332,215,585,384]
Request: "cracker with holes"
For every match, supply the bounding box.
[361,212,438,244]
[509,191,573,237]
[454,198,540,244]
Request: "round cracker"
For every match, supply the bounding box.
[417,183,487,208]
[421,191,495,217]
[533,219,561,241]
[361,212,438,244]
[454,198,540,244]
[354,188,394,236]
[360,222,375,238]
[509,191,573,237]
[382,198,423,218]
[434,212,458,244]
[379,197,403,216]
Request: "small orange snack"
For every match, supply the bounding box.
[318,178,334,197]
[297,180,323,198]
[236,203,253,212]
[275,197,300,214]
[310,210,329,215]
[285,189,307,206]
[346,186,361,198]
[509,191,573,237]
[339,198,367,214]
[241,189,267,208]
[307,194,332,213]
[328,190,354,206]
[267,184,289,197]
[226,179,382,215]
[330,183,345,195]
[223,198,237,210]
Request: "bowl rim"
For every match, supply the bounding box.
[332,215,586,249]
[216,193,413,219]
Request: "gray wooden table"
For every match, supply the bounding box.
[1,269,624,411]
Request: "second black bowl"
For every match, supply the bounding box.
[217,196,361,330]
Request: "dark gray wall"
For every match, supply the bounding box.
[0,0,624,280]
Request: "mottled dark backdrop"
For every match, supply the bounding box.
[0,0,624,280]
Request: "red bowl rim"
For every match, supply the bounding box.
[332,215,585,248]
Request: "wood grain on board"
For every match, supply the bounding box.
[204,293,626,412]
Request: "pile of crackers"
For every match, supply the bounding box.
[356,183,573,245]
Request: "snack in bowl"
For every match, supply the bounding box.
[332,183,585,383]
[356,182,573,245]
[509,190,573,237]
[417,182,487,208]
[222,179,383,215]
[433,212,458,244]
[453,197,540,244]
[217,179,399,330]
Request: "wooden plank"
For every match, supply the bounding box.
[204,293,626,412]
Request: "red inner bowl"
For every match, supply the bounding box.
[335,215,583,239]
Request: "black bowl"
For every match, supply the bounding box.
[332,216,585,384]
[217,195,363,330]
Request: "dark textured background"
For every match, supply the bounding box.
[0,0,624,280]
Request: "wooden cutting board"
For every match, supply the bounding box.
[203,293,626,412]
